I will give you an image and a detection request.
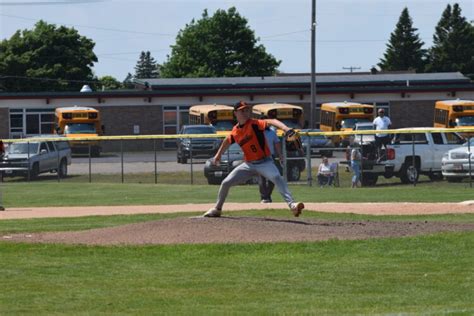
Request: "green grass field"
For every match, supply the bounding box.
[0,178,473,208]
[0,180,473,314]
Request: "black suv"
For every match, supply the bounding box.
[176,125,221,164]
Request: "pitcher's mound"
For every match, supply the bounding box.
[4,216,474,245]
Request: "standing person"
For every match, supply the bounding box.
[203,101,305,218]
[259,126,283,203]
[373,108,392,160]
[350,143,362,188]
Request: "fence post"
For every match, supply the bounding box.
[0,174,4,211]
[120,139,124,183]
[88,142,92,183]
[190,138,194,185]
[412,133,417,187]
[305,133,312,186]
[27,141,31,182]
[57,144,60,183]
[282,137,288,182]
[468,136,472,188]
[154,139,158,184]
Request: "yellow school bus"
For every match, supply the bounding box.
[252,103,305,136]
[54,106,103,156]
[434,99,474,129]
[188,104,235,134]
[319,101,375,147]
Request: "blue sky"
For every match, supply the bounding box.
[0,0,472,81]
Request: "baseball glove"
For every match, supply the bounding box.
[284,129,303,153]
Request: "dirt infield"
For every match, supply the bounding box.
[1,202,474,245]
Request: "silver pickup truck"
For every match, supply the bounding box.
[0,137,72,179]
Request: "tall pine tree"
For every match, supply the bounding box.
[378,8,427,72]
[427,3,474,75]
[134,51,160,79]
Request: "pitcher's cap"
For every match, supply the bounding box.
[234,101,250,111]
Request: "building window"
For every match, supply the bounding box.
[163,105,190,149]
[9,108,55,138]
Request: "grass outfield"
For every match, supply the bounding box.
[1,180,474,208]
[0,212,473,314]
[0,181,473,314]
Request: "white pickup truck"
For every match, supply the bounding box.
[358,128,465,185]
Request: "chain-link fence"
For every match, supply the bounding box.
[0,129,472,188]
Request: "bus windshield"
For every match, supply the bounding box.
[211,121,235,131]
[341,118,371,129]
[456,116,474,126]
[64,123,96,134]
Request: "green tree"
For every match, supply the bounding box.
[95,76,122,90]
[427,3,474,74]
[0,20,97,92]
[160,7,280,78]
[378,8,427,72]
[134,51,160,78]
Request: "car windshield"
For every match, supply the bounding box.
[356,125,374,130]
[65,123,96,134]
[211,121,234,131]
[183,126,216,134]
[6,142,39,154]
[456,116,474,126]
[341,118,371,129]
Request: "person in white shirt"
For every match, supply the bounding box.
[317,156,334,187]
[373,108,392,160]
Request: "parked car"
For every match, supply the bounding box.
[441,138,474,182]
[0,136,72,179]
[300,129,333,157]
[176,125,221,164]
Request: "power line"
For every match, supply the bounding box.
[0,13,174,37]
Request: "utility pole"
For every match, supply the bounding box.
[343,66,361,73]
[310,0,316,129]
